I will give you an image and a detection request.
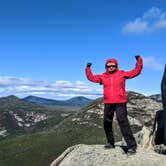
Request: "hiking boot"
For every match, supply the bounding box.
[127,147,136,155]
[104,143,115,149]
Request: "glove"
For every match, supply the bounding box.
[86,63,92,67]
[135,55,140,60]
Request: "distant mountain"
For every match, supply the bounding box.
[23,95,92,109]
[0,95,74,139]
[149,94,162,102]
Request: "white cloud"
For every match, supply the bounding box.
[155,19,166,28]
[0,76,102,99]
[122,19,149,34]
[0,77,47,86]
[122,7,166,34]
[143,56,164,71]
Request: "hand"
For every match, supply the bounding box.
[86,63,92,67]
[135,55,140,60]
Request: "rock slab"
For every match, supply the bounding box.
[50,144,166,166]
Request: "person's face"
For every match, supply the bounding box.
[106,64,117,73]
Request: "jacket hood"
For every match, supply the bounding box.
[105,58,118,73]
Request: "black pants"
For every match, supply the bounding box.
[103,103,137,149]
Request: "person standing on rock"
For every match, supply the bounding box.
[85,56,143,154]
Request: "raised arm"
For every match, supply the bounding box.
[85,63,102,83]
[123,55,143,79]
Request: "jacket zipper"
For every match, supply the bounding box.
[110,77,113,97]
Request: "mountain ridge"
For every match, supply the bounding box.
[149,94,162,102]
[0,95,74,139]
[23,95,92,108]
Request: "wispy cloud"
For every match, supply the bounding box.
[143,56,164,71]
[0,77,102,99]
[122,7,166,34]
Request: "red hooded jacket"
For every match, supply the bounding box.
[85,57,143,104]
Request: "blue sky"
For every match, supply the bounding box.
[0,0,166,99]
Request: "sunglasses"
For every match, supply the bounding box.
[106,65,117,68]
